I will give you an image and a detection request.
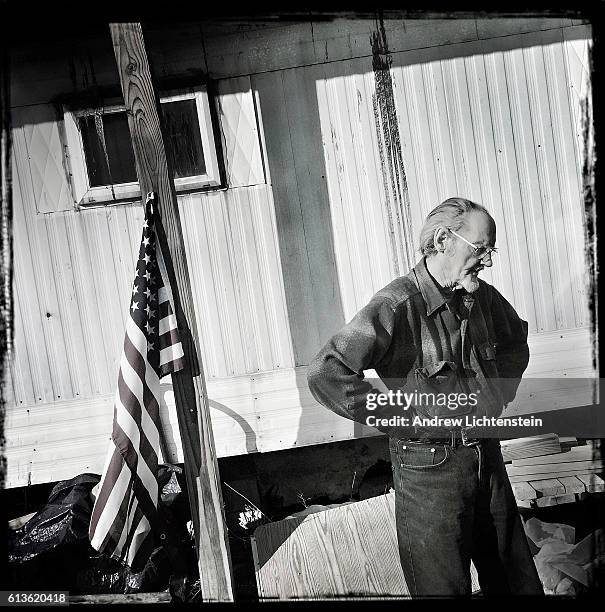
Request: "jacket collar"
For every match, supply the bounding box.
[413,257,453,317]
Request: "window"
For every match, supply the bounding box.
[64,86,221,206]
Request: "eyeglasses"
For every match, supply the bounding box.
[448,228,498,260]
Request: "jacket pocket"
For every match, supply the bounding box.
[412,360,474,418]
[475,341,499,376]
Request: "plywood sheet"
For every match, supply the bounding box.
[252,492,479,599]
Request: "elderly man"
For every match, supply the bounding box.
[307,197,543,596]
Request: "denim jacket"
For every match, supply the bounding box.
[307,258,529,437]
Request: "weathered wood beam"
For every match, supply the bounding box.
[109,23,234,602]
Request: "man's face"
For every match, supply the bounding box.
[446,211,496,293]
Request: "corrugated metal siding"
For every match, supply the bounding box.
[5,364,380,487]
[397,30,590,333]
[179,187,294,378]
[10,78,293,408]
[314,26,591,335]
[316,59,398,322]
[11,187,293,406]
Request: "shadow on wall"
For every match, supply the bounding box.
[210,399,259,454]
[249,19,417,444]
[158,386,260,458]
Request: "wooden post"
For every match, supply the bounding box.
[109,23,234,602]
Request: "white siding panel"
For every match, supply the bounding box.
[423,60,459,201]
[545,40,588,328]
[5,366,373,487]
[397,60,440,236]
[481,51,524,310]
[317,59,395,320]
[179,194,227,378]
[12,277,36,406]
[217,76,266,187]
[43,214,86,399]
[13,128,66,404]
[176,186,294,378]
[11,185,292,403]
[526,328,594,377]
[12,150,47,406]
[440,58,483,203]
[16,106,74,214]
[505,46,556,332]
[246,187,293,370]
[525,40,572,330]
[388,30,589,334]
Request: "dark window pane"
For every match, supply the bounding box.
[101,113,138,184]
[79,112,137,187]
[162,99,206,178]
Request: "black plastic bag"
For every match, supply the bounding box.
[75,546,171,594]
[8,466,196,596]
[8,473,101,589]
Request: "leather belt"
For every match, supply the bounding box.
[402,429,482,448]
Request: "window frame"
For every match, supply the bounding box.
[63,85,221,206]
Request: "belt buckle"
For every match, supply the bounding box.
[461,428,480,447]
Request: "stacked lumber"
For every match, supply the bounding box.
[500,433,561,463]
[504,437,604,508]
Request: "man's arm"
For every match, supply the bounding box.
[490,286,530,404]
[307,295,403,430]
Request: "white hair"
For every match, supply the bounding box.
[419,197,493,256]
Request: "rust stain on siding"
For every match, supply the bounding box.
[370,14,414,277]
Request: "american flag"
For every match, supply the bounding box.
[89,192,185,570]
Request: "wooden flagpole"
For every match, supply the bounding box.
[109,23,234,602]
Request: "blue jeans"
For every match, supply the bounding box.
[389,437,544,596]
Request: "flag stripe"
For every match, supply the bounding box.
[158,328,181,351]
[158,286,170,304]
[113,399,158,502]
[113,421,163,532]
[160,343,185,367]
[120,326,162,431]
[158,300,170,319]
[91,452,133,551]
[116,371,158,471]
[99,469,135,554]
[120,497,143,562]
[90,441,129,538]
[158,313,178,336]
